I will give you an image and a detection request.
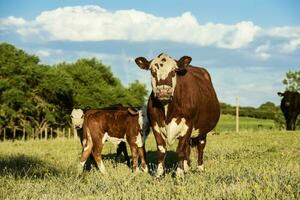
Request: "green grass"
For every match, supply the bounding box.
[0,116,299,199]
[216,114,275,131]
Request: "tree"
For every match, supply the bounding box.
[258,101,277,111]
[0,43,148,133]
[283,70,300,92]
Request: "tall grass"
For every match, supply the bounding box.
[0,128,299,199]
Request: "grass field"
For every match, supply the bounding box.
[0,116,299,199]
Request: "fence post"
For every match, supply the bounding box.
[4,128,6,141]
[13,127,16,141]
[68,128,71,139]
[22,127,25,141]
[45,128,48,140]
[236,97,239,133]
[73,128,77,139]
[62,128,65,139]
[3,128,6,141]
[32,128,35,140]
[56,128,59,138]
[50,128,53,139]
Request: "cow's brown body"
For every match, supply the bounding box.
[135,53,220,176]
[79,107,148,173]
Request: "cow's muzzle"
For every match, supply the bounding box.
[155,85,173,101]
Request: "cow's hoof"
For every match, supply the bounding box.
[183,160,190,173]
[176,167,185,178]
[141,166,149,173]
[133,167,140,173]
[197,164,204,172]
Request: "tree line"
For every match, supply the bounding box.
[0,43,147,133]
[1,43,299,133]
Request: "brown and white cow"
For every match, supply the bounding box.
[135,53,220,177]
[79,106,150,174]
[71,108,130,166]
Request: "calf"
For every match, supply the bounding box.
[278,91,300,130]
[135,53,220,177]
[71,108,130,166]
[79,106,150,173]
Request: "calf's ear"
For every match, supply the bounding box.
[135,57,150,70]
[128,107,139,115]
[277,92,284,97]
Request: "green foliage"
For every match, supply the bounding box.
[283,70,300,92]
[220,101,280,120]
[0,43,148,130]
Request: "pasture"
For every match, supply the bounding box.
[0,116,299,199]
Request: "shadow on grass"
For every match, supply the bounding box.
[84,150,178,176]
[146,150,178,174]
[0,155,60,178]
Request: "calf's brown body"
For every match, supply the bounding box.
[80,107,147,173]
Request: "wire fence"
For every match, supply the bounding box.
[0,127,78,141]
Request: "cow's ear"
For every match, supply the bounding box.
[135,57,150,70]
[278,92,284,97]
[177,56,192,69]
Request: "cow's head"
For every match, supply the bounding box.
[135,53,191,103]
[70,108,84,129]
[278,91,293,107]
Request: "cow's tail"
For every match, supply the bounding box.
[80,127,93,162]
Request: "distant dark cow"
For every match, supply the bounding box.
[78,106,150,174]
[278,91,300,130]
[135,53,220,177]
[71,108,130,166]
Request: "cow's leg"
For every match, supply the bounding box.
[129,143,139,172]
[79,128,93,172]
[152,130,166,177]
[184,144,191,172]
[91,138,106,174]
[176,135,190,177]
[138,145,148,172]
[116,141,130,166]
[197,137,206,171]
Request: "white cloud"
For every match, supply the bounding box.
[33,48,63,58]
[255,43,271,60]
[0,16,26,26]
[36,50,51,57]
[0,5,260,49]
[281,38,300,53]
[266,26,300,38]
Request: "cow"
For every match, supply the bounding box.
[78,106,150,174]
[278,91,300,130]
[135,53,220,177]
[71,108,130,166]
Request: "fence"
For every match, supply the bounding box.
[0,127,78,141]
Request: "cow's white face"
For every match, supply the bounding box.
[149,54,178,101]
[135,53,192,103]
[70,109,84,129]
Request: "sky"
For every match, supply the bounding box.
[1,0,300,107]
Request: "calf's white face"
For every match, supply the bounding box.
[71,109,84,129]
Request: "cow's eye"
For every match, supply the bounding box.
[151,70,156,76]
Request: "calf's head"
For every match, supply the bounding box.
[135,53,191,102]
[70,109,84,129]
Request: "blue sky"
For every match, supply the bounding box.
[1,0,300,106]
